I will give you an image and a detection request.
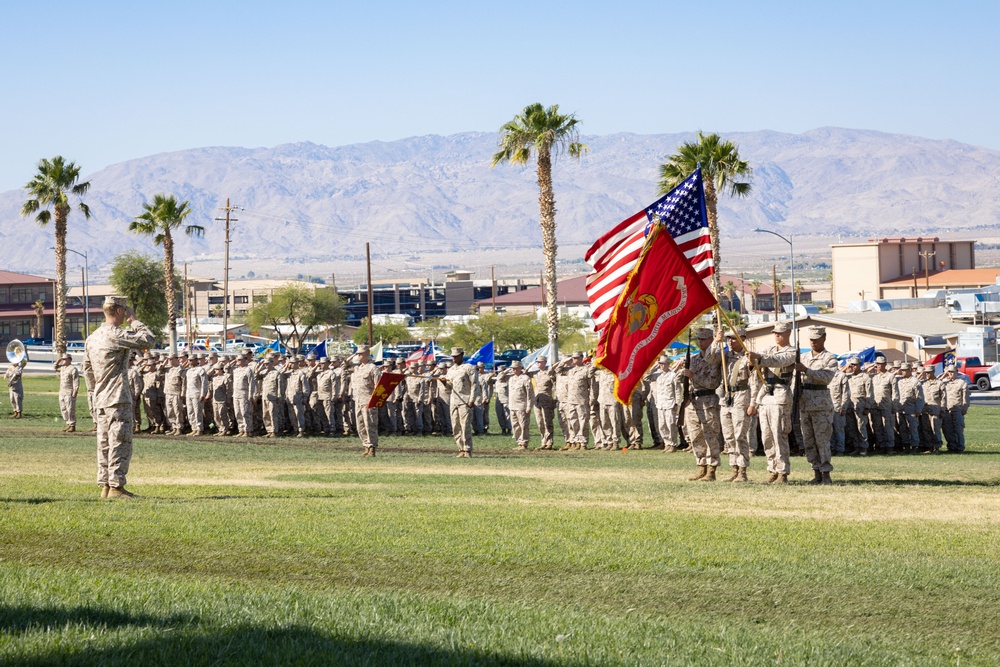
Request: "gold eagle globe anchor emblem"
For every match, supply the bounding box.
[625,288,658,335]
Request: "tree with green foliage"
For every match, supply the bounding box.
[129,194,204,353]
[109,251,178,342]
[244,285,344,353]
[657,132,752,300]
[448,313,585,354]
[413,317,448,344]
[20,156,91,356]
[491,103,587,360]
[351,320,412,346]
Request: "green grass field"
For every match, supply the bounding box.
[2,375,999,665]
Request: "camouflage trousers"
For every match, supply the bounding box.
[450,402,473,452]
[800,409,834,473]
[920,411,942,450]
[186,396,205,433]
[597,404,620,449]
[510,408,530,447]
[9,389,23,413]
[759,404,791,474]
[533,396,555,449]
[233,395,252,435]
[495,399,511,435]
[60,393,77,428]
[869,406,894,449]
[96,403,134,488]
[942,408,966,452]
[684,397,722,467]
[720,397,753,468]
[656,406,679,449]
[263,396,282,436]
[355,405,378,449]
[564,403,588,446]
[214,398,233,434]
[165,394,184,432]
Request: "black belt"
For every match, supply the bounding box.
[803,383,829,390]
[765,378,789,385]
[729,384,750,392]
[692,389,717,397]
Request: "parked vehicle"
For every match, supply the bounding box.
[954,356,993,391]
[22,338,51,346]
[496,349,529,363]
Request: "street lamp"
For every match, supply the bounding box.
[52,246,89,339]
[752,228,796,349]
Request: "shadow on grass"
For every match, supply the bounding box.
[2,605,559,666]
[838,478,1000,487]
[0,603,196,634]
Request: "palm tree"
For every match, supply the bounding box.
[491,103,586,360]
[773,278,785,313]
[748,279,762,313]
[129,194,203,353]
[20,157,91,357]
[722,280,738,312]
[32,299,45,340]
[657,132,752,300]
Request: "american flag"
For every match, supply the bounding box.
[586,168,713,331]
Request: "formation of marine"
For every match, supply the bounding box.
[36,322,970,478]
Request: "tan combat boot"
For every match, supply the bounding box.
[766,472,780,484]
[725,465,740,482]
[100,485,110,499]
[107,487,135,499]
[66,425,75,433]
[777,473,789,484]
[821,472,833,485]
[700,465,717,482]
[688,465,708,481]
[663,445,677,453]
[809,469,823,485]
[735,467,749,483]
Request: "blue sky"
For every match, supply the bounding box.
[1,0,997,192]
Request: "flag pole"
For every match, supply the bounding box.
[714,304,766,384]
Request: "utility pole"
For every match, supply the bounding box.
[366,243,374,345]
[215,198,239,350]
[491,265,496,313]
[772,264,778,317]
[183,262,190,347]
[919,250,937,290]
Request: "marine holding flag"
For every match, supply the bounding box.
[589,167,719,479]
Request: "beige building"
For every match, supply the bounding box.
[744,309,963,363]
[831,237,975,311]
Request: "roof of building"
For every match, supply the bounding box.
[0,270,53,285]
[880,268,1000,288]
[746,308,964,340]
[477,272,813,308]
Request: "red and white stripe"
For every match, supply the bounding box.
[586,214,714,331]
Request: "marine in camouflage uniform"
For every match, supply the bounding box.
[748,321,797,483]
[941,364,969,452]
[719,328,760,482]
[81,296,154,498]
[56,355,80,432]
[557,352,594,450]
[918,365,944,452]
[506,360,534,449]
[651,357,683,452]
[528,355,556,450]
[681,327,723,481]
[444,347,477,456]
[844,358,874,454]
[595,367,620,450]
[351,345,381,455]
[163,355,186,434]
[870,355,899,452]
[797,326,839,484]
[829,366,851,455]
[896,363,925,452]
[4,363,24,417]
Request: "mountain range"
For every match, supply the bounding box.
[2,127,999,277]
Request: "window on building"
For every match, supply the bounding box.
[0,289,8,304]
[253,294,269,304]
[234,295,249,304]
[0,321,10,336]
[11,288,34,303]
[14,319,31,336]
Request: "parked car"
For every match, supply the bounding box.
[954,356,993,391]
[22,338,51,346]
[496,349,529,363]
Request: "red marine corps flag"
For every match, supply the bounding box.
[367,372,405,409]
[592,170,718,404]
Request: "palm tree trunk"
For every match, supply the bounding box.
[53,205,69,357]
[703,177,722,301]
[164,231,177,353]
[536,146,559,360]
